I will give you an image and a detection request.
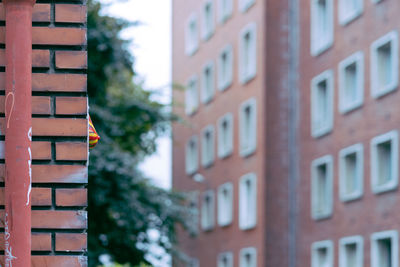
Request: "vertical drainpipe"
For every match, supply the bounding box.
[4,0,35,266]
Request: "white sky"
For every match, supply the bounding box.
[100,0,172,190]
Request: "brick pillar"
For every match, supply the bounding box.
[0,2,88,266]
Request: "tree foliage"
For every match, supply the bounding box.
[87,1,194,266]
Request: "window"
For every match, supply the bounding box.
[371,130,399,194]
[311,0,334,56]
[339,0,363,25]
[217,113,234,159]
[185,75,199,116]
[202,0,215,40]
[311,70,334,138]
[185,14,199,56]
[201,61,215,104]
[370,31,399,98]
[239,98,257,157]
[218,44,233,91]
[371,0,384,4]
[217,252,233,267]
[339,143,364,202]
[311,240,334,267]
[311,155,333,220]
[239,247,257,267]
[239,23,257,84]
[217,182,233,227]
[239,173,257,230]
[239,0,255,12]
[201,125,215,168]
[187,258,200,267]
[188,192,199,236]
[201,190,215,231]
[218,0,233,24]
[371,230,399,267]
[339,236,364,267]
[338,52,364,113]
[185,136,199,175]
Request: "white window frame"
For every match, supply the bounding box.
[339,143,364,202]
[218,44,233,91]
[185,13,199,56]
[311,240,334,267]
[310,0,334,56]
[201,125,215,168]
[201,60,215,104]
[185,136,199,175]
[201,190,215,231]
[338,51,364,114]
[371,230,399,267]
[239,23,257,84]
[217,112,234,159]
[339,235,364,267]
[202,0,215,41]
[185,75,199,116]
[239,247,257,267]
[218,0,233,24]
[239,98,257,157]
[217,251,233,267]
[311,155,333,220]
[370,31,399,99]
[239,0,255,13]
[187,258,200,267]
[239,173,257,230]
[217,182,233,227]
[188,191,199,236]
[311,70,334,138]
[370,130,399,194]
[338,0,363,25]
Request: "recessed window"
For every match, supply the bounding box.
[339,236,364,267]
[187,258,200,267]
[239,0,255,12]
[188,192,199,236]
[338,51,364,113]
[239,23,257,84]
[185,14,199,56]
[217,182,233,227]
[217,113,234,159]
[218,44,233,91]
[239,173,257,230]
[311,155,333,220]
[218,0,233,24]
[201,190,215,231]
[339,143,364,202]
[311,0,334,56]
[218,252,233,267]
[371,130,399,194]
[201,61,215,104]
[311,70,334,138]
[311,240,334,267]
[185,136,199,175]
[370,31,399,98]
[185,75,199,116]
[239,98,257,157]
[201,125,215,168]
[202,0,215,40]
[371,230,399,267]
[239,247,257,267]
[339,0,363,25]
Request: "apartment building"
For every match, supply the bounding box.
[173,0,400,266]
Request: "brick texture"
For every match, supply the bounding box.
[0,1,88,265]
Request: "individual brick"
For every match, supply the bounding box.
[56,188,87,207]
[32,165,88,183]
[0,95,51,115]
[55,4,86,23]
[0,233,52,251]
[32,73,87,92]
[32,118,88,137]
[55,233,87,252]
[31,210,87,229]
[0,187,52,206]
[32,27,87,46]
[0,50,50,68]
[56,97,87,115]
[0,4,51,22]
[56,142,88,161]
[0,141,51,160]
[56,51,87,69]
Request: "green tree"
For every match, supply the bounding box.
[87,1,194,266]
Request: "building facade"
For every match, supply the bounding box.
[173,0,400,266]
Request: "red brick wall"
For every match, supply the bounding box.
[0,1,88,266]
